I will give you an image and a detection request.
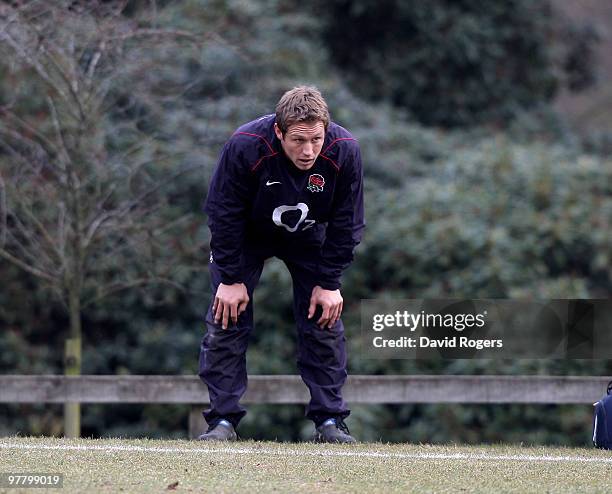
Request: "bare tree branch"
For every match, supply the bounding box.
[82,276,185,308]
[5,211,59,273]
[0,131,56,177]
[151,212,195,237]
[17,197,63,264]
[0,173,6,248]
[82,163,199,251]
[46,95,73,166]
[42,47,87,122]
[0,28,72,105]
[0,2,53,28]
[105,28,202,45]
[57,199,67,261]
[0,108,62,160]
[86,39,106,80]
[0,246,55,282]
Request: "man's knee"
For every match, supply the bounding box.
[298,326,346,364]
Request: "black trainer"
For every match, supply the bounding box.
[313,418,357,444]
[197,419,237,441]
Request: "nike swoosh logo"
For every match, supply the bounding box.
[266,180,281,186]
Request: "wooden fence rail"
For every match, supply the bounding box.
[1,375,608,438]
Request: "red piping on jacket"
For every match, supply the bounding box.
[251,152,279,172]
[233,131,279,171]
[319,154,340,171]
[236,132,354,173]
[234,132,275,153]
[320,137,356,172]
[321,137,356,155]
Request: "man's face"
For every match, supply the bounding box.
[274,120,325,171]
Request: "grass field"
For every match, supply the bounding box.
[1,437,611,493]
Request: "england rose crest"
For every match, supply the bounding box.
[307,174,325,192]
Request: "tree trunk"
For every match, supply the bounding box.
[64,288,82,438]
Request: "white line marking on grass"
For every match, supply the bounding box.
[1,442,611,464]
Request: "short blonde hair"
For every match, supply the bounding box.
[275,86,330,135]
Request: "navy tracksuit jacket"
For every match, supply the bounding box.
[199,114,365,428]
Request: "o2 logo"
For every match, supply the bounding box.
[272,203,315,232]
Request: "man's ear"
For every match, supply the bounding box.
[273,122,284,141]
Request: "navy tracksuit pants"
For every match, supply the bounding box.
[198,243,350,429]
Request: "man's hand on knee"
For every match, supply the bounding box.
[213,283,249,329]
[308,285,343,329]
